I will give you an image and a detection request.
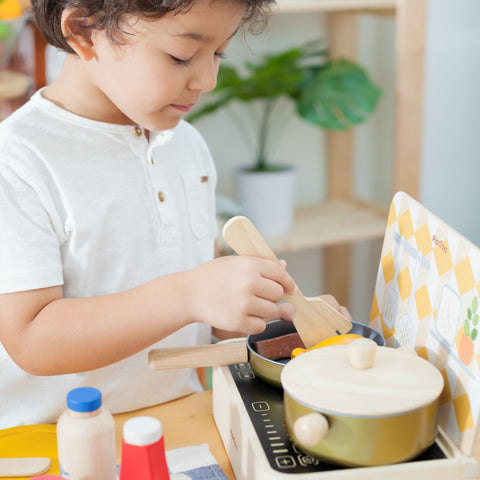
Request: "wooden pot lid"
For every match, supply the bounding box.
[281,340,444,417]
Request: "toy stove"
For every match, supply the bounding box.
[212,363,477,480]
[213,193,480,480]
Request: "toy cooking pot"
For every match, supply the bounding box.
[281,338,444,467]
[149,319,385,389]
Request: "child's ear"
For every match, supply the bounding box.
[61,8,97,60]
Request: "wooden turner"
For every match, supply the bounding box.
[223,216,352,348]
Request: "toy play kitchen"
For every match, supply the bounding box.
[209,192,480,479]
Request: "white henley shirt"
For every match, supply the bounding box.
[0,89,217,427]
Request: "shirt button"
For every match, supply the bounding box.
[158,191,166,202]
[134,126,142,136]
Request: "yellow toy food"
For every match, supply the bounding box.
[291,333,363,358]
[0,0,23,20]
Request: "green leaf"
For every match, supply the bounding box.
[474,315,479,326]
[187,40,381,169]
[472,329,478,341]
[465,320,471,336]
[468,308,472,320]
[473,296,478,313]
[296,60,381,130]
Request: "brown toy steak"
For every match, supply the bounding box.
[253,333,305,360]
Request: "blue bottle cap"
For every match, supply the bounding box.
[66,387,102,412]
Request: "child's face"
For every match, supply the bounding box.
[83,0,246,130]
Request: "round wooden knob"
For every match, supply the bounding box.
[293,412,329,448]
[348,337,377,369]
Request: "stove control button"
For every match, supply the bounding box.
[251,401,270,412]
[298,454,320,467]
[275,456,296,469]
[234,363,250,370]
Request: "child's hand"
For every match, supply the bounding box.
[313,294,353,322]
[186,256,296,335]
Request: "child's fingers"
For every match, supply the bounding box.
[309,294,353,321]
[339,305,353,321]
[258,259,296,296]
[277,302,294,321]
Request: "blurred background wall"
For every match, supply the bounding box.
[42,0,480,323]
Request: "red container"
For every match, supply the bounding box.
[119,416,170,480]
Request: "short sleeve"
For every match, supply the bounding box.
[0,162,63,293]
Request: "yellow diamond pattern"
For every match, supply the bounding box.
[439,368,452,405]
[454,394,474,433]
[416,345,428,361]
[455,257,476,296]
[370,292,379,322]
[381,251,395,285]
[386,201,397,229]
[415,285,432,320]
[398,267,412,302]
[398,210,414,240]
[433,238,453,277]
[415,223,433,256]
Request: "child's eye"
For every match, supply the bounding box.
[171,55,192,66]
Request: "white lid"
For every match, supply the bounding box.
[123,416,162,446]
[281,344,444,417]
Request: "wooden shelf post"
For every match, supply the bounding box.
[393,0,428,198]
[325,11,358,306]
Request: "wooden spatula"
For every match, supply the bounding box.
[223,216,352,348]
[0,457,51,477]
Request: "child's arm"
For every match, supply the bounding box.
[0,255,295,376]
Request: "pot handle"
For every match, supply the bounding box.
[148,338,248,370]
[293,413,329,448]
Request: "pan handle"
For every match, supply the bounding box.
[148,338,248,370]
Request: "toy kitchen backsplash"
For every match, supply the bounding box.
[370,191,480,457]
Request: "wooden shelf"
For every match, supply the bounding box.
[218,197,388,256]
[277,0,396,13]
[0,71,29,101]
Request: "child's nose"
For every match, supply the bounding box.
[188,61,218,93]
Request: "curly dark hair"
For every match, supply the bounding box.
[31,0,276,54]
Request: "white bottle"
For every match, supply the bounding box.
[57,387,117,480]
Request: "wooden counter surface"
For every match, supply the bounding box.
[113,390,235,480]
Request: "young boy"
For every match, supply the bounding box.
[0,0,350,427]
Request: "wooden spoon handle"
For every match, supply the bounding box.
[223,216,281,264]
[223,216,352,346]
[0,457,51,477]
[149,339,248,370]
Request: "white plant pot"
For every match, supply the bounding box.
[235,166,296,237]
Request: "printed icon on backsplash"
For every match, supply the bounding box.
[457,295,479,366]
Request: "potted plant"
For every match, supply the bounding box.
[188,40,381,237]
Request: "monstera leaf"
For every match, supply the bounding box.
[296,60,381,130]
[187,40,381,169]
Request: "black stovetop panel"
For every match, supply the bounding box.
[228,363,446,475]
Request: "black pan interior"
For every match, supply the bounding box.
[247,319,385,366]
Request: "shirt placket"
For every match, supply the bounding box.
[128,126,179,247]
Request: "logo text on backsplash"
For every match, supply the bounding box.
[432,234,448,254]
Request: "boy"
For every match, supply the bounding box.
[0,0,350,427]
